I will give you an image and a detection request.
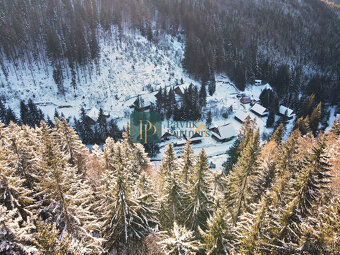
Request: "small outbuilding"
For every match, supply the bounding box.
[190,133,203,144]
[251,103,268,117]
[234,111,250,123]
[174,140,186,147]
[279,105,294,119]
[240,96,252,104]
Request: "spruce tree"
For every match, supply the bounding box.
[35,122,102,253]
[0,99,6,124]
[5,123,40,190]
[309,102,321,136]
[158,222,201,255]
[200,209,235,255]
[208,80,216,96]
[199,81,207,107]
[99,140,155,253]
[160,168,189,230]
[160,143,177,176]
[0,144,33,221]
[34,221,73,255]
[54,117,87,174]
[262,139,332,253]
[0,205,36,254]
[184,149,213,234]
[180,140,195,184]
[270,123,284,143]
[225,129,261,222]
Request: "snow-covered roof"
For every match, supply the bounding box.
[190,137,203,142]
[212,123,237,140]
[255,79,262,83]
[263,83,273,91]
[175,140,186,146]
[279,105,294,118]
[235,111,250,123]
[251,103,268,116]
[88,107,100,121]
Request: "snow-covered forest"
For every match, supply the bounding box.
[1,0,340,254]
[0,0,340,110]
[0,118,339,254]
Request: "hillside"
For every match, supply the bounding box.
[0,0,339,111]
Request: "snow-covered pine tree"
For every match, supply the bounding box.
[158,222,201,255]
[5,123,39,190]
[270,123,284,144]
[99,138,156,253]
[160,166,189,231]
[261,138,332,253]
[0,205,36,254]
[0,144,33,222]
[247,139,278,204]
[160,143,177,176]
[34,221,73,255]
[180,140,195,184]
[134,172,159,231]
[54,117,87,174]
[184,149,213,234]
[299,194,339,254]
[225,129,261,223]
[35,122,103,254]
[200,208,235,255]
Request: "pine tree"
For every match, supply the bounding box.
[35,122,102,253]
[184,149,213,234]
[199,81,207,107]
[34,221,73,255]
[99,140,155,253]
[158,222,201,255]
[201,209,235,255]
[0,143,33,221]
[0,206,36,254]
[309,102,321,136]
[160,143,177,176]
[270,123,284,143]
[180,140,195,184]
[160,168,189,230]
[54,117,87,174]
[262,138,332,253]
[225,129,261,222]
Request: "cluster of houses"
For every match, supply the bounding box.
[85,81,295,148]
[165,100,295,147]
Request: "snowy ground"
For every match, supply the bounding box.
[1,27,198,121]
[0,26,306,171]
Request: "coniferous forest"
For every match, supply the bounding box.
[0,0,339,107]
[1,0,340,254]
[0,117,339,254]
